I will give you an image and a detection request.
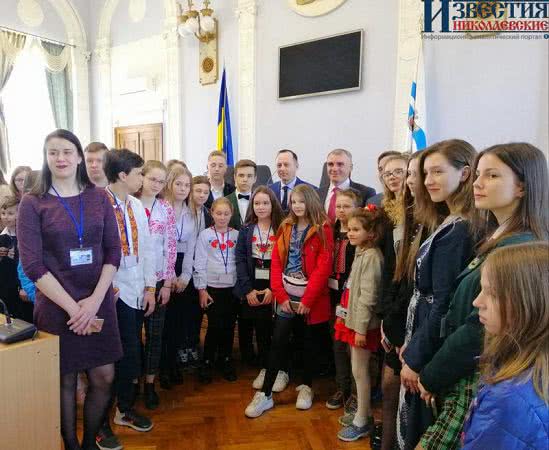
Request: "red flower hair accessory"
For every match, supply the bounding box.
[365,204,377,212]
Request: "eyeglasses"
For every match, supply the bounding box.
[382,168,405,180]
[145,177,166,186]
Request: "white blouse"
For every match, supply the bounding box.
[193,226,238,289]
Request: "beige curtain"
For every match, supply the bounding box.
[0,31,26,174]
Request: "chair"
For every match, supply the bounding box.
[225,164,273,189]
[318,162,329,192]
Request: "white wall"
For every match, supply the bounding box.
[425,38,549,157]
[255,0,399,189]
[179,0,239,176]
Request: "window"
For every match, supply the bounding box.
[3,42,56,172]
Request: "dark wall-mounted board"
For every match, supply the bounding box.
[278,29,363,100]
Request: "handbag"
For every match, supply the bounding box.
[282,272,308,298]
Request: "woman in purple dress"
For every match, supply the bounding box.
[17,129,123,450]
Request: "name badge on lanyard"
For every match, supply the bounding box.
[219,272,235,284]
[255,225,272,281]
[255,268,270,280]
[52,186,93,267]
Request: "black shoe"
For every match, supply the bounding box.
[170,367,184,385]
[144,382,160,410]
[159,371,172,390]
[114,408,153,432]
[370,422,382,450]
[95,423,123,450]
[198,361,213,384]
[221,358,237,382]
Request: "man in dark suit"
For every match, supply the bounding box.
[268,149,317,212]
[205,150,235,209]
[318,148,376,221]
[226,159,257,230]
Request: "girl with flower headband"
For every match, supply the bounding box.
[335,206,388,442]
[193,196,240,383]
[234,186,284,391]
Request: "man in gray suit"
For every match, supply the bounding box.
[318,148,375,221]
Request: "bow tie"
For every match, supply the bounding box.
[238,194,250,200]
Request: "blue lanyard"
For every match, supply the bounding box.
[255,224,272,262]
[107,188,130,252]
[177,207,185,242]
[147,198,157,225]
[51,186,84,248]
[213,226,230,274]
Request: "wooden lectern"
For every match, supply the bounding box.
[0,315,60,450]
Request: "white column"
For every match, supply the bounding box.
[236,0,257,161]
[392,0,423,151]
[68,38,91,144]
[95,38,114,147]
[163,21,183,162]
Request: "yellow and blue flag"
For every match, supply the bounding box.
[217,68,234,166]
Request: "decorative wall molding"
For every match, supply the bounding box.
[287,0,348,17]
[17,0,44,27]
[392,0,423,151]
[96,0,181,153]
[236,0,257,161]
[47,0,90,143]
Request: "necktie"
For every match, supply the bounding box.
[281,186,289,210]
[238,194,250,200]
[328,187,339,222]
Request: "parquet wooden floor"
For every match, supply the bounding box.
[78,364,378,450]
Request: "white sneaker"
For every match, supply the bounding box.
[295,384,314,410]
[272,370,289,393]
[252,368,266,390]
[245,391,274,418]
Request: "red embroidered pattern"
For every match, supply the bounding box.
[108,194,139,256]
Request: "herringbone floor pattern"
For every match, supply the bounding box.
[82,365,377,450]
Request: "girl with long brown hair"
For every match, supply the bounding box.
[416,143,548,450]
[234,186,284,390]
[245,184,334,418]
[397,139,477,449]
[462,242,548,449]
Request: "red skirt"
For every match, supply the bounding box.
[334,289,381,351]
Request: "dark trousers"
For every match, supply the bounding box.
[160,287,184,372]
[115,299,144,412]
[144,281,165,376]
[203,286,238,363]
[262,315,330,396]
[238,316,255,362]
[181,281,202,350]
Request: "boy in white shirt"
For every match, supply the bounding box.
[99,149,156,441]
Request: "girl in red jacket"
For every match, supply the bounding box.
[245,184,334,418]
